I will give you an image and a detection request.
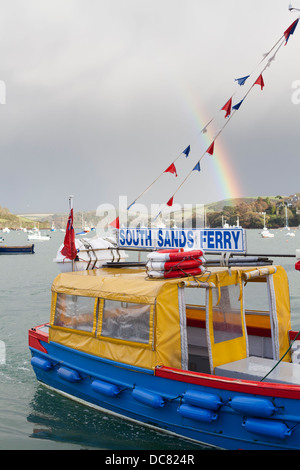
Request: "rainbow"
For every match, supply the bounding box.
[200,123,243,202]
[179,88,243,203]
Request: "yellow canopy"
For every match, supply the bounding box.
[50,268,185,370]
[49,264,291,371]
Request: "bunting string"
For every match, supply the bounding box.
[110,15,299,228]
[159,18,298,211]
[125,146,189,212]
[196,30,288,138]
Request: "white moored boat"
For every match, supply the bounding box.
[260,213,274,238]
[54,235,128,272]
[28,231,51,241]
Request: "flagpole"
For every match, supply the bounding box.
[69,195,74,211]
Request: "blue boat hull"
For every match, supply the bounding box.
[29,326,300,450]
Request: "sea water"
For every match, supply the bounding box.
[0,228,299,450]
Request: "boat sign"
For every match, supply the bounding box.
[118,228,246,253]
[199,228,246,253]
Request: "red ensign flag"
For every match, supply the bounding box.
[61,208,77,260]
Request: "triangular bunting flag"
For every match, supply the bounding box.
[206,141,215,155]
[110,216,120,229]
[254,74,264,90]
[164,163,177,176]
[284,18,299,44]
[166,196,174,207]
[221,97,232,118]
[193,161,201,172]
[232,99,244,110]
[235,75,250,86]
[182,145,191,157]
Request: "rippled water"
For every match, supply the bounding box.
[0,228,299,449]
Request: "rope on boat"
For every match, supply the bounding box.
[260,330,300,382]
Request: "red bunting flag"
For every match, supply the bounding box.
[164,163,177,177]
[110,216,120,229]
[284,18,299,44]
[221,97,232,118]
[254,74,264,90]
[166,196,174,207]
[61,208,77,260]
[206,141,215,155]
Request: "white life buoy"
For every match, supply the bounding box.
[147,258,204,271]
[147,266,205,279]
[147,249,204,262]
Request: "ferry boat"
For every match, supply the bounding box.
[29,246,300,450]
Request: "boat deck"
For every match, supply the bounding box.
[215,356,300,385]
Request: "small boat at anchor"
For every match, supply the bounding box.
[29,244,300,450]
[283,207,296,237]
[260,214,274,238]
[0,244,34,254]
[261,227,274,238]
[27,231,50,241]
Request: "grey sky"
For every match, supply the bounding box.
[0,0,299,214]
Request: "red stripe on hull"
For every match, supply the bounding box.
[155,366,300,400]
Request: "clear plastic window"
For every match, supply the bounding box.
[212,284,243,344]
[185,287,206,308]
[101,299,151,344]
[243,279,269,313]
[54,293,95,332]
